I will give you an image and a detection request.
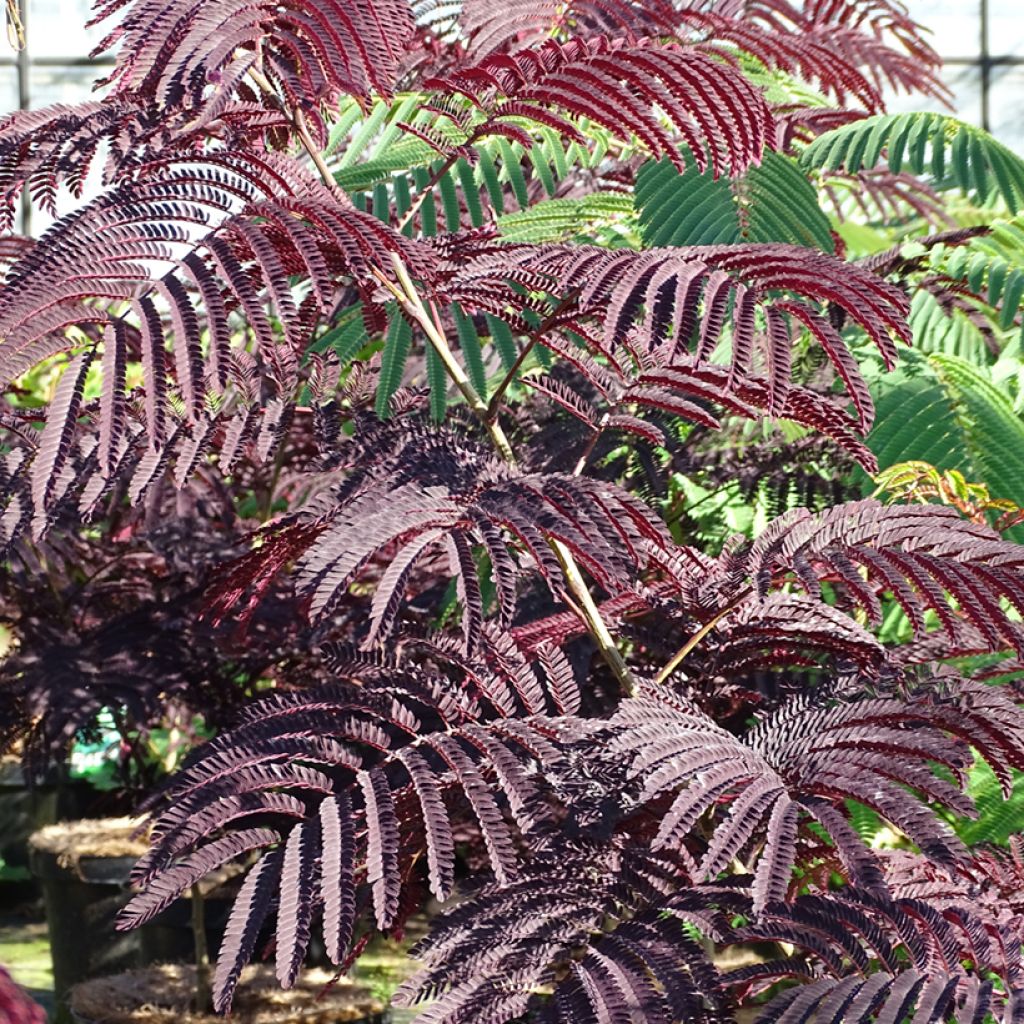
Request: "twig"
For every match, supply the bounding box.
[253,68,639,696]
[653,592,751,685]
[550,539,637,695]
[484,292,580,421]
[372,257,517,463]
[247,68,344,198]
[396,152,459,232]
[572,413,608,477]
[377,261,636,691]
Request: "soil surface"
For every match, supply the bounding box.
[0,901,422,1023]
[70,964,387,1024]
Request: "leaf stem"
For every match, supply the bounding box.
[572,413,608,477]
[549,538,637,695]
[372,257,517,464]
[247,68,345,198]
[396,152,459,232]
[653,592,750,685]
[266,72,638,695]
[485,292,579,421]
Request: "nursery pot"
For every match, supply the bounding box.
[28,819,233,1023]
[136,885,234,966]
[0,760,97,874]
[68,964,390,1024]
[29,819,147,1022]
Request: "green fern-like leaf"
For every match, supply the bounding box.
[308,306,370,362]
[941,219,1024,336]
[375,308,413,419]
[452,303,487,399]
[907,288,995,364]
[955,762,1024,845]
[333,98,624,239]
[867,350,1024,541]
[930,353,1024,507]
[801,113,1024,212]
[497,193,635,243]
[426,343,448,422]
[636,152,834,251]
[845,800,886,845]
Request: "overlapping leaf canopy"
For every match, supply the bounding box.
[3,1,1024,1023]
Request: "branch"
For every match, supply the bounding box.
[381,260,636,693]
[653,592,751,685]
[485,291,580,421]
[374,255,517,464]
[256,69,638,695]
[247,66,347,198]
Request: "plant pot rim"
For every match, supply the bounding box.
[69,964,388,1024]
[28,817,149,884]
[29,817,149,858]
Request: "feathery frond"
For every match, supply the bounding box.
[423,36,772,177]
[442,238,910,430]
[90,0,415,106]
[612,675,1024,911]
[121,644,582,1010]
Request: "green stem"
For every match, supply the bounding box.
[549,538,637,695]
[378,256,635,691]
[374,256,518,464]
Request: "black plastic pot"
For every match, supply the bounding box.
[0,762,95,874]
[29,844,140,1023]
[137,889,232,965]
[29,834,232,1024]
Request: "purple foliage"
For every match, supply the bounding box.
[0,1,1021,1022]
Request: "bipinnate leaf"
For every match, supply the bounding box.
[731,886,1024,1024]
[613,675,1024,912]
[249,419,684,642]
[319,793,357,965]
[30,351,93,529]
[443,239,910,431]
[276,818,319,987]
[425,36,771,178]
[120,650,579,1010]
[802,113,1024,213]
[90,0,414,107]
[394,846,729,1024]
[359,767,402,930]
[120,828,281,929]
[743,500,1024,656]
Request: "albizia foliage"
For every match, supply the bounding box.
[439,238,910,429]
[90,0,415,105]
[0,970,44,1024]
[423,36,772,176]
[2,0,1024,1021]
